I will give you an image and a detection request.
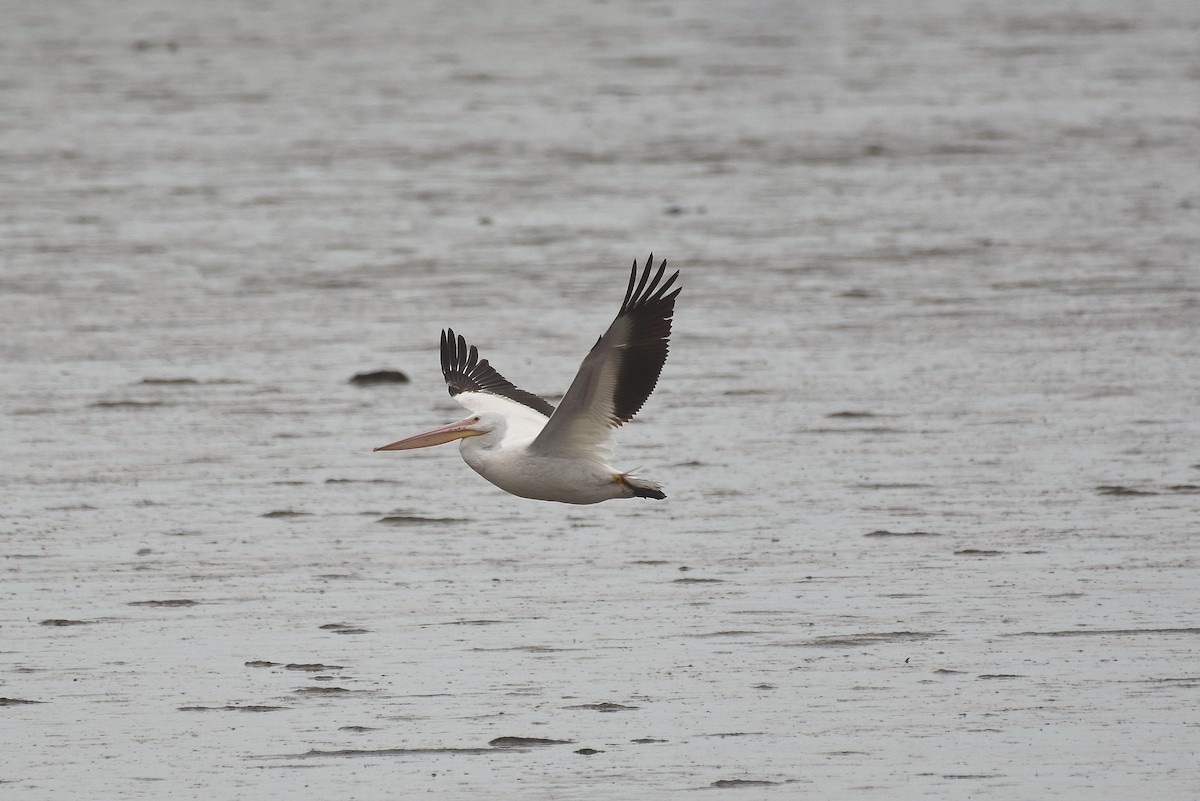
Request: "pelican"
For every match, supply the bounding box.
[374,255,681,504]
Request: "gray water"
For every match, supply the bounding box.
[3,1,1199,798]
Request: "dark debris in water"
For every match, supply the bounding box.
[1096,485,1159,496]
[1097,483,1199,495]
[376,515,469,526]
[865,529,941,537]
[0,697,44,705]
[179,704,286,712]
[488,736,574,748]
[245,660,281,668]
[128,599,199,607]
[290,746,496,758]
[293,686,351,695]
[349,370,410,386]
[319,623,369,635]
[575,747,604,755]
[40,618,94,626]
[285,663,344,672]
[954,549,1004,556]
[712,779,780,788]
[564,702,639,712]
[90,399,168,409]
[261,510,313,519]
[787,631,942,648]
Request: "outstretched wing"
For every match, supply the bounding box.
[440,328,556,418]
[529,254,680,460]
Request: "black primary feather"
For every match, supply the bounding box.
[608,254,681,425]
[440,328,557,417]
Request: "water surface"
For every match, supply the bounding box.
[2,1,1198,798]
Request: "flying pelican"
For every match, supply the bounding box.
[374,255,680,504]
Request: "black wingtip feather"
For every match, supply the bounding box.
[609,254,680,425]
[621,260,639,313]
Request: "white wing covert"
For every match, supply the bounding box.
[530,255,680,461]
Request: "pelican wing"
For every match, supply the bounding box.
[530,255,680,459]
[441,328,556,418]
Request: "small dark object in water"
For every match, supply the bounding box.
[711,779,779,787]
[564,702,638,712]
[285,663,344,672]
[179,704,285,712]
[319,622,369,634]
[1095,485,1158,496]
[128,599,199,607]
[488,736,573,748]
[350,370,410,386]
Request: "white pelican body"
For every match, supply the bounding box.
[455,394,635,504]
[375,256,681,504]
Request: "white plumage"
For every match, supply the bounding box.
[374,255,681,504]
